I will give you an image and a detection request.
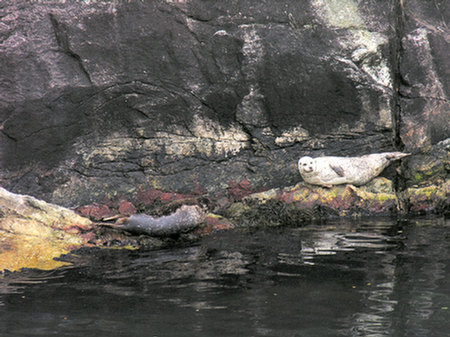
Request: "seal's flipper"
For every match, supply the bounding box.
[329,164,345,177]
[385,152,411,160]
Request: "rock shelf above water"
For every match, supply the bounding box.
[1,177,448,272]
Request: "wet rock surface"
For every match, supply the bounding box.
[0,0,448,213]
[0,187,207,272]
[0,187,94,271]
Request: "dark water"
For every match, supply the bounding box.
[1,217,449,337]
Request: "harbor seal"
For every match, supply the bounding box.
[298,152,410,187]
[112,205,205,236]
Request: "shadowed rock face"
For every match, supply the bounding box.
[0,0,448,208]
[394,0,450,188]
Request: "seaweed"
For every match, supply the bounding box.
[232,199,334,229]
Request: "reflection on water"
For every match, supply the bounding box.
[1,217,449,336]
[298,221,403,336]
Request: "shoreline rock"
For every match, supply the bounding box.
[74,177,449,222]
[0,187,95,272]
[1,176,448,272]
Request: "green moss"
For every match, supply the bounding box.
[411,167,445,184]
[410,159,446,184]
[412,186,436,198]
[374,193,392,202]
[414,173,423,183]
[224,202,251,219]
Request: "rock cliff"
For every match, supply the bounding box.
[0,0,448,213]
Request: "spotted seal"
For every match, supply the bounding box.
[298,152,410,187]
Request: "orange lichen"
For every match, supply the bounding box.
[195,214,235,236]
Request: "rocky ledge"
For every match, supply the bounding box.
[2,176,447,272]
[0,1,448,271]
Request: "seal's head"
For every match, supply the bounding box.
[298,156,316,175]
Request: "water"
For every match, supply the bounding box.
[1,217,449,337]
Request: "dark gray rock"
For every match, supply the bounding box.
[0,0,447,208]
[398,0,449,153]
[392,0,450,193]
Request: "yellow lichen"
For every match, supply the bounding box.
[0,232,71,271]
[248,188,279,201]
[292,188,318,203]
[0,188,94,272]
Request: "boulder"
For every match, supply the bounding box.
[0,187,94,271]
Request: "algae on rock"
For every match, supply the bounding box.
[0,187,94,272]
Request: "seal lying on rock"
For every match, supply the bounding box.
[112,205,205,236]
[298,152,410,188]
